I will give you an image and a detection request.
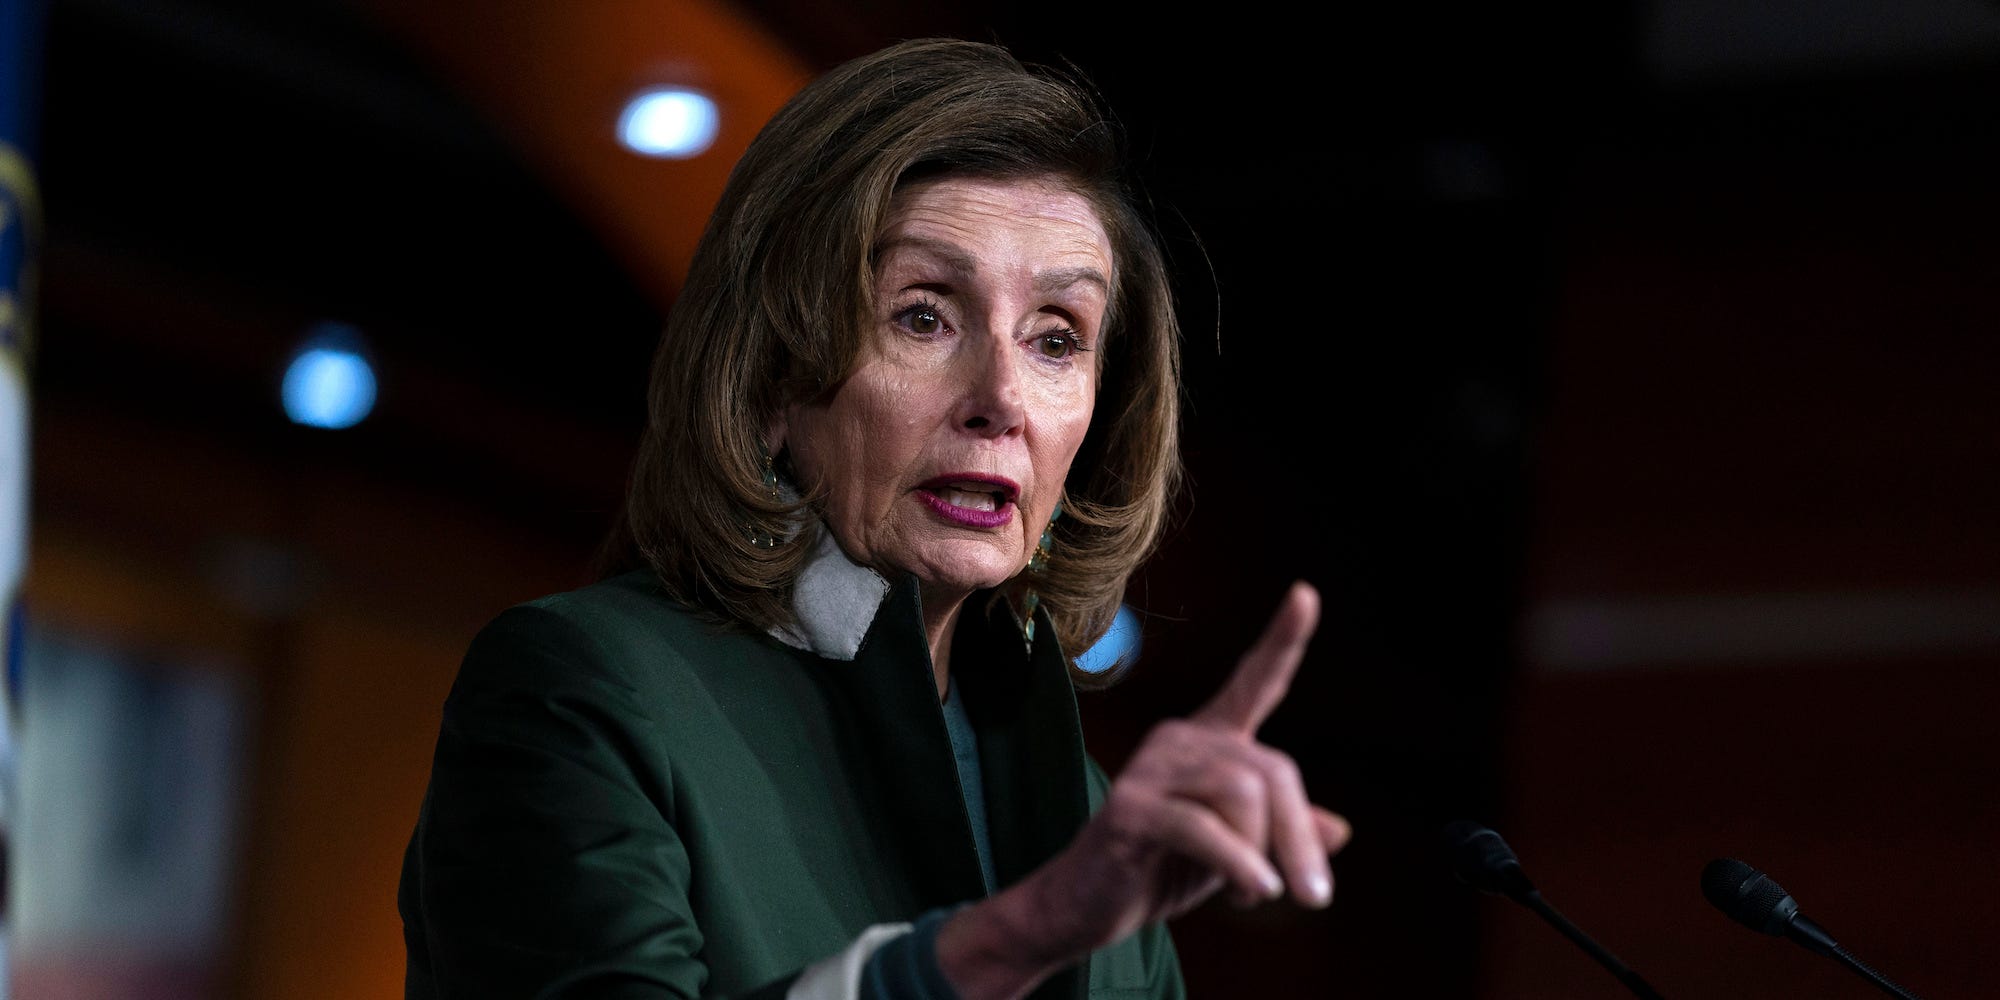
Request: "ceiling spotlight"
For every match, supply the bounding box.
[617,87,719,159]
[282,322,376,430]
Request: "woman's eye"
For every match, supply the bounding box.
[1035,330,1080,359]
[896,303,946,336]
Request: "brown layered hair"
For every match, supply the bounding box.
[601,37,1184,685]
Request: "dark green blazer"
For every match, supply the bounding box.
[398,568,1184,999]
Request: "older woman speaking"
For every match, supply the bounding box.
[398,37,1350,1000]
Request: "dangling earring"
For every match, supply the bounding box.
[748,452,783,549]
[1020,499,1062,644]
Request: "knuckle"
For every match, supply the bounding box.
[1257,746,1302,786]
[1213,765,1264,808]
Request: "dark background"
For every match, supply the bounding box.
[20,0,2000,997]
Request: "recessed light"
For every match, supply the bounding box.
[617,87,719,159]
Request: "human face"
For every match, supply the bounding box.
[780,175,1111,608]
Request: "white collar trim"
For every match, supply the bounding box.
[768,526,891,661]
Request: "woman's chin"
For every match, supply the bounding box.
[905,548,1024,602]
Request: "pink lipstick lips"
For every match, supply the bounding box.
[916,474,1018,528]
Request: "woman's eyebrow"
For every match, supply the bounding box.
[1035,265,1109,297]
[874,236,977,278]
[878,237,1108,296]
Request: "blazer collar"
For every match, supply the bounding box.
[769,523,1053,665]
[768,525,891,661]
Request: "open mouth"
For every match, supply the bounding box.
[916,475,1020,526]
[930,484,1008,512]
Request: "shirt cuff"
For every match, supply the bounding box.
[858,906,964,1000]
[785,922,913,1000]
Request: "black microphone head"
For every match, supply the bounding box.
[1440,820,1536,899]
[1701,857,1801,935]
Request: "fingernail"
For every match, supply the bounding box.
[1260,868,1284,899]
[1307,873,1331,906]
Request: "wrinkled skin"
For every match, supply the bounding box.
[779,174,1107,688]
[779,175,1351,997]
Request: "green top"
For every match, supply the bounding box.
[398,568,1184,999]
[941,677,999,897]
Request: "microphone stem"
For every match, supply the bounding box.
[1518,890,1667,1000]
[1830,945,1924,1000]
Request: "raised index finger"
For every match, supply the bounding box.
[1193,580,1320,735]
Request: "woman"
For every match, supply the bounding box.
[399,37,1350,1000]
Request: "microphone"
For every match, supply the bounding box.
[1440,821,1668,1000]
[1443,820,1535,899]
[1700,858,1926,1000]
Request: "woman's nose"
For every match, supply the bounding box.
[955,329,1026,437]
